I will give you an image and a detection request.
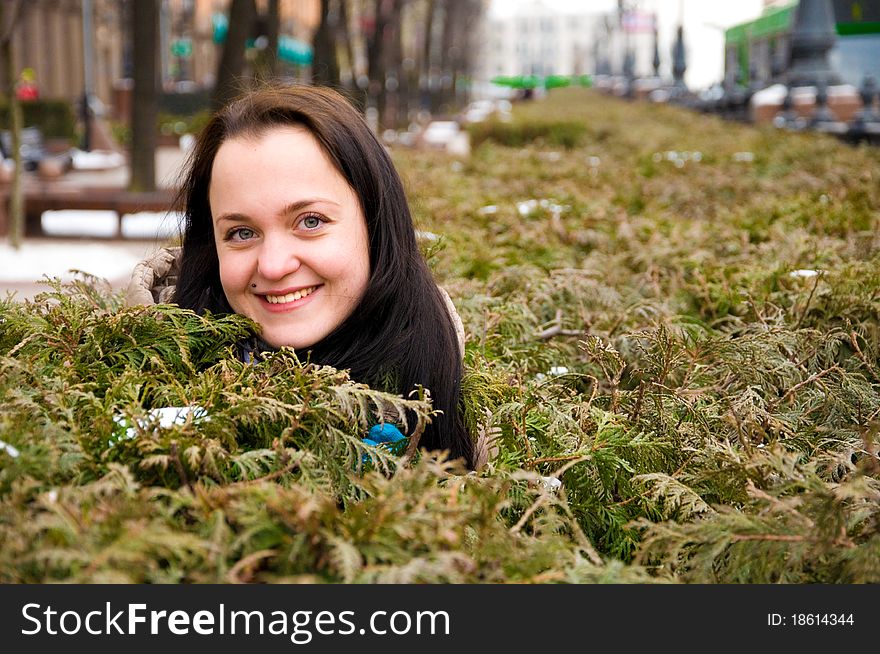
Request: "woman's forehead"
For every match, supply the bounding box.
[208,128,361,216]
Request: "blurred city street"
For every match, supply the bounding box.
[0,146,187,301]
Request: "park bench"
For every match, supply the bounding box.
[0,182,179,238]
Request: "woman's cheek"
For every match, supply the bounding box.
[218,252,252,305]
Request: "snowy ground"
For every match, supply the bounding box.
[0,237,167,301]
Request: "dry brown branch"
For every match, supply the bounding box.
[509,495,546,534]
[170,441,194,493]
[226,462,300,488]
[850,331,879,381]
[227,549,277,583]
[795,273,822,329]
[767,365,841,412]
[746,480,815,528]
[535,309,582,340]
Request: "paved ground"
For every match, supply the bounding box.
[1,146,186,302]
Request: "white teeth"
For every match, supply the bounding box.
[265,286,316,304]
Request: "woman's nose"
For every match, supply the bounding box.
[256,236,301,280]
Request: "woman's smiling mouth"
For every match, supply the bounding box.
[264,285,319,304]
[258,285,321,311]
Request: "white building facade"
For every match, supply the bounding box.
[475,2,659,90]
[478,2,600,80]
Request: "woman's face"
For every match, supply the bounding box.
[209,126,370,349]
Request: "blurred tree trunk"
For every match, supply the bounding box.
[130,0,158,193]
[453,0,482,108]
[212,0,256,111]
[254,0,279,82]
[433,0,482,114]
[385,1,404,129]
[312,0,340,86]
[338,0,357,88]
[365,0,403,129]
[365,0,387,120]
[1,0,25,248]
[419,0,436,113]
[438,0,459,113]
[341,0,369,111]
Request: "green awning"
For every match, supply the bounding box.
[490,75,592,90]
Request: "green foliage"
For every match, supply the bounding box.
[1,278,648,583]
[158,110,211,139]
[110,110,212,147]
[3,88,880,583]
[404,88,880,581]
[467,118,587,150]
[0,99,77,141]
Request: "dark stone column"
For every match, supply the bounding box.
[671,25,686,89]
[787,0,840,87]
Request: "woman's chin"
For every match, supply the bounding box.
[260,329,322,351]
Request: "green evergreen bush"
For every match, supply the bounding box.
[468,118,587,149]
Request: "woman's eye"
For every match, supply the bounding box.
[301,215,323,230]
[230,227,255,241]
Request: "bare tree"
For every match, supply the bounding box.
[342,0,372,111]
[347,0,484,125]
[338,0,357,89]
[419,0,437,113]
[212,0,257,111]
[434,0,483,114]
[453,0,484,108]
[363,0,404,128]
[254,0,280,82]
[313,0,341,86]
[384,0,405,128]
[130,0,159,193]
[437,0,460,112]
[1,0,25,248]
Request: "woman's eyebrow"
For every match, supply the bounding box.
[214,198,341,223]
[279,198,342,214]
[214,212,249,224]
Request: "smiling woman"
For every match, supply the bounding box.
[126,85,474,469]
[210,127,371,350]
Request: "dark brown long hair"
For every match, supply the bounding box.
[172,85,474,468]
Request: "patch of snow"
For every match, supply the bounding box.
[111,405,209,445]
[121,211,184,240]
[70,148,126,171]
[0,240,144,282]
[751,83,788,108]
[539,476,562,492]
[0,438,20,458]
[41,210,118,238]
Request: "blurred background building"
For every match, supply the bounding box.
[0,0,320,119]
[0,0,877,136]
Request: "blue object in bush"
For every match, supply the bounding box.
[361,423,408,463]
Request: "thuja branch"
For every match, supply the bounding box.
[767,365,842,412]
